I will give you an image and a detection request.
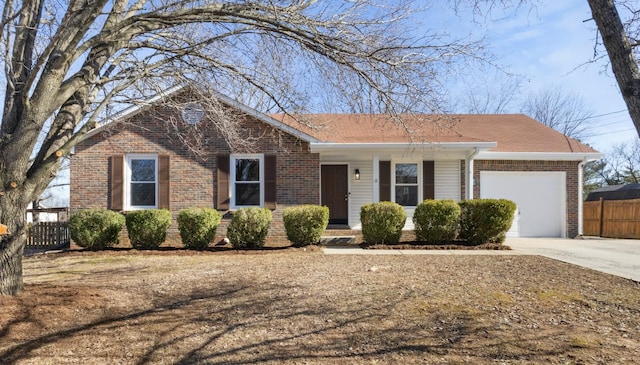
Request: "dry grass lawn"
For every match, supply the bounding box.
[1,248,639,364]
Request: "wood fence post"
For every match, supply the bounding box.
[599,197,604,237]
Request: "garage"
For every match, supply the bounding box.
[480,171,566,238]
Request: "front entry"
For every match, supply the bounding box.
[321,164,349,225]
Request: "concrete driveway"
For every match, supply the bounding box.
[506,237,640,282]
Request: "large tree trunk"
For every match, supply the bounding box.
[0,234,26,295]
[0,192,29,295]
[588,0,640,139]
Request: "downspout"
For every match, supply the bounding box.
[465,147,480,200]
[577,157,588,237]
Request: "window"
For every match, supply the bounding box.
[231,154,264,208]
[394,163,418,206]
[125,154,158,209]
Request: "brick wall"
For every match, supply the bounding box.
[461,160,581,238]
[70,97,319,246]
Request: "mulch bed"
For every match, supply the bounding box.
[361,241,510,250]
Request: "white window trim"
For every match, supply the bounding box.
[391,160,422,207]
[125,154,158,210]
[230,154,265,210]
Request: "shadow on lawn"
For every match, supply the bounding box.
[0,277,576,364]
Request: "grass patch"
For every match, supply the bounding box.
[532,289,588,305]
[2,253,637,364]
[569,336,594,349]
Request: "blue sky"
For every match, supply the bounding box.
[439,0,638,153]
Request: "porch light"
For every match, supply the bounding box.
[355,169,360,180]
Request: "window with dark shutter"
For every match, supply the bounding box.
[395,163,419,206]
[233,157,261,206]
[126,155,158,209]
[219,154,271,209]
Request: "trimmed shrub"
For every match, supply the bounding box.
[413,199,460,244]
[125,209,172,249]
[227,207,272,249]
[458,199,517,244]
[69,209,125,250]
[177,208,222,250]
[360,201,406,244]
[283,205,329,246]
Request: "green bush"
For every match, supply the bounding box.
[283,205,329,246]
[69,209,125,250]
[458,199,517,244]
[413,199,460,244]
[125,209,172,249]
[177,208,222,250]
[360,201,406,244]
[227,208,272,249]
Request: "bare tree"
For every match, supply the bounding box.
[587,0,640,140]
[610,140,640,183]
[0,0,494,295]
[454,0,640,139]
[521,85,596,140]
[584,139,640,190]
[458,76,596,140]
[461,71,523,114]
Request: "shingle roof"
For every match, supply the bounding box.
[270,113,599,153]
[586,184,640,201]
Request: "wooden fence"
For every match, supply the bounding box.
[583,198,640,239]
[27,222,70,248]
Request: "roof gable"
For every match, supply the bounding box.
[83,86,320,144]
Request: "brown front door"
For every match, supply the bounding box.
[321,164,349,225]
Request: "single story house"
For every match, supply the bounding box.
[70,87,602,243]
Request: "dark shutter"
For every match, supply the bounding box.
[217,154,230,210]
[158,155,170,209]
[423,160,435,200]
[379,161,391,202]
[264,155,277,209]
[110,154,124,211]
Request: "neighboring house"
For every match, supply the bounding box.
[26,202,61,223]
[70,87,602,243]
[586,184,640,201]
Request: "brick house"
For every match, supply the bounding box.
[70,87,602,243]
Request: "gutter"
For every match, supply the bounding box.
[309,142,497,153]
[476,151,603,161]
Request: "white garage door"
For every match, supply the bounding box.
[480,171,566,238]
